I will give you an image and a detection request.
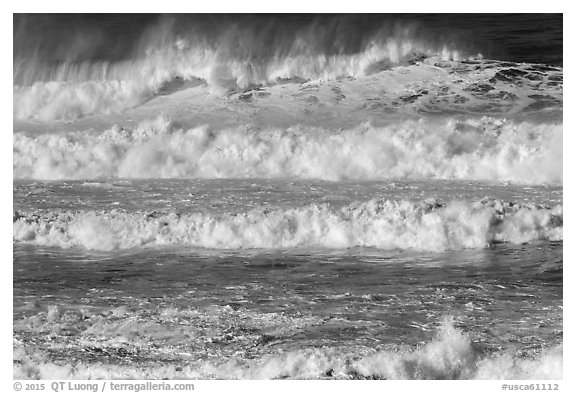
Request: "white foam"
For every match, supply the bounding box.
[13,198,562,251]
[13,80,150,121]
[14,116,563,184]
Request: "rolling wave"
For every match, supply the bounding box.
[13,15,562,122]
[13,198,563,251]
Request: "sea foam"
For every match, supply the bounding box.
[13,314,562,379]
[14,116,562,184]
[13,198,562,251]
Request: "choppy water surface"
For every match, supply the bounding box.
[13,14,562,379]
[13,180,563,379]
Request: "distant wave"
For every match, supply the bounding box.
[14,116,563,184]
[13,16,562,122]
[13,198,563,251]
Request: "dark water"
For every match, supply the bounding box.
[14,14,562,65]
[13,241,563,376]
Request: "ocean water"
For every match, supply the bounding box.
[13,14,563,380]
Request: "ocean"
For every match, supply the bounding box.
[13,14,563,379]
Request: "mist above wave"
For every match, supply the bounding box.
[15,15,464,87]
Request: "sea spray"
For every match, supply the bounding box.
[14,15,464,88]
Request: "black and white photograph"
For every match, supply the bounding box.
[12,11,564,382]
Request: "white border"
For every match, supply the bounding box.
[4,4,572,392]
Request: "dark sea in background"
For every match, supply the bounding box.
[13,14,563,379]
[14,14,563,66]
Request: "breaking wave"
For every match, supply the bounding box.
[13,116,563,184]
[13,198,563,251]
[13,16,466,121]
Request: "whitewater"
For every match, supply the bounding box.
[13,14,562,380]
